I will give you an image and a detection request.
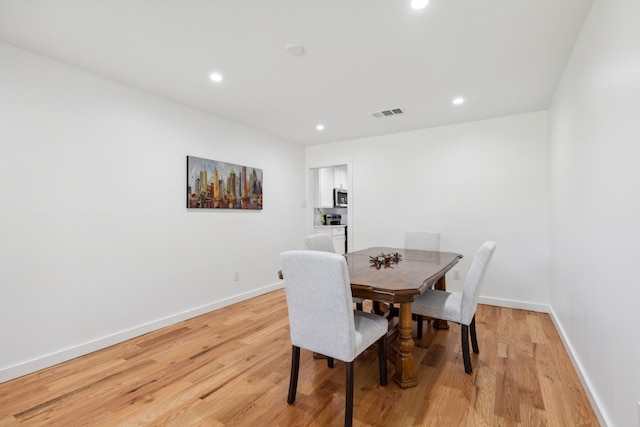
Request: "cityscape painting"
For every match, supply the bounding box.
[187,156,263,210]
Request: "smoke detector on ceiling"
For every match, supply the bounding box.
[371,108,404,118]
[285,44,305,56]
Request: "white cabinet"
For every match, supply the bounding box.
[314,226,346,254]
[318,167,334,207]
[314,166,348,208]
[333,166,348,190]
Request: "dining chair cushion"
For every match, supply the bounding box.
[352,311,390,356]
[411,289,462,324]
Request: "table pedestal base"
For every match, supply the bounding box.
[390,302,417,388]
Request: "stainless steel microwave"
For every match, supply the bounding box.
[334,188,347,207]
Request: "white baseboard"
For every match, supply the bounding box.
[0,282,284,384]
[548,306,610,427]
[477,295,549,313]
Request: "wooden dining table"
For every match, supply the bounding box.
[345,247,463,388]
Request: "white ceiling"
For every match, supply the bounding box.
[0,0,593,146]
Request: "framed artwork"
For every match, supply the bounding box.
[187,156,263,210]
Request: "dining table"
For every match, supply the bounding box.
[345,247,463,388]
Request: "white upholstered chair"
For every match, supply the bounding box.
[411,241,496,374]
[304,233,336,253]
[404,230,440,251]
[304,233,364,311]
[280,250,387,427]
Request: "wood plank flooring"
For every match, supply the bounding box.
[0,289,599,426]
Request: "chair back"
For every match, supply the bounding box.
[280,250,357,361]
[404,230,440,251]
[304,233,336,253]
[460,241,496,324]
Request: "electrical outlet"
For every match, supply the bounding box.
[234,271,240,282]
[452,269,461,280]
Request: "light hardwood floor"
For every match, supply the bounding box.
[0,289,599,426]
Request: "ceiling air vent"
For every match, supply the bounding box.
[372,108,404,118]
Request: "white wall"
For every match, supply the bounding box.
[306,111,550,310]
[0,42,305,382]
[549,0,640,425]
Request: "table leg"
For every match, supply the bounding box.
[432,276,450,330]
[392,302,417,388]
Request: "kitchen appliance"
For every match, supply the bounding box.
[324,214,342,225]
[333,188,348,207]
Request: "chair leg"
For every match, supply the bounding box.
[377,335,387,386]
[389,303,399,320]
[327,357,334,368]
[373,301,382,315]
[288,346,300,404]
[470,315,479,354]
[416,314,423,339]
[345,361,354,427]
[461,325,472,374]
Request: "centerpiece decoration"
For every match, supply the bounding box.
[369,252,402,269]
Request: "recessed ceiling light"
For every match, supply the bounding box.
[209,72,223,83]
[411,0,429,10]
[453,97,465,105]
[316,124,325,131]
